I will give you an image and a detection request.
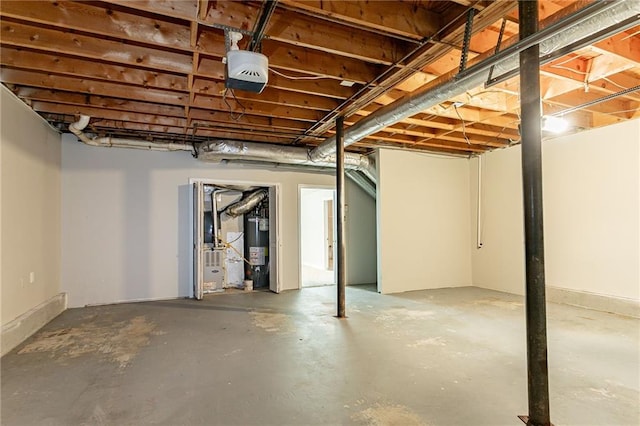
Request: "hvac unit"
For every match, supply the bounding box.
[203,247,226,292]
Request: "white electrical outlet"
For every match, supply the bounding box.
[29,272,35,284]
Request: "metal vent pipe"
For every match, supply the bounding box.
[68,116,377,197]
[224,189,268,217]
[198,139,376,182]
[309,0,640,161]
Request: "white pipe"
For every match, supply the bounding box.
[476,156,483,249]
[68,115,192,152]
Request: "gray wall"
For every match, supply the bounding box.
[61,135,377,307]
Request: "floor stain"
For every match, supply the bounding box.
[352,403,427,426]
[376,308,436,323]
[18,315,158,368]
[250,311,295,333]
[407,337,446,348]
[471,298,523,310]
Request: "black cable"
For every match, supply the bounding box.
[222,88,246,122]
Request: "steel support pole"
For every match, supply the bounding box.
[336,116,346,318]
[518,1,551,425]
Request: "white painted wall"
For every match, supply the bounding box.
[61,135,376,307]
[471,119,640,302]
[1,87,62,325]
[300,188,333,269]
[377,149,472,293]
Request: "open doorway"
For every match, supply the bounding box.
[299,187,336,287]
[192,180,280,299]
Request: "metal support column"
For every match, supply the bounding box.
[518,1,552,425]
[336,116,346,318]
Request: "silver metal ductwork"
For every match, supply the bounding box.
[309,0,640,161]
[68,116,377,198]
[198,139,376,183]
[224,188,268,217]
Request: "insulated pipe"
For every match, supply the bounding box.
[336,116,346,319]
[309,0,640,161]
[519,1,551,425]
[198,139,376,182]
[224,188,268,218]
[69,115,192,152]
[69,116,377,197]
[213,159,376,200]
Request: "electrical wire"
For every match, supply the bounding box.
[453,104,472,146]
[269,67,331,80]
[222,88,246,121]
[219,235,254,266]
[549,64,589,75]
[601,77,631,91]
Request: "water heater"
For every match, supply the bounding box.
[244,197,269,288]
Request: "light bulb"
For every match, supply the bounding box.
[542,115,569,133]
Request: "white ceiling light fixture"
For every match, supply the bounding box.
[542,115,569,134]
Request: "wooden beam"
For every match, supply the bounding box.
[191,94,325,122]
[264,10,413,65]
[545,88,635,117]
[0,20,192,74]
[308,0,518,137]
[102,0,198,22]
[591,27,640,66]
[194,31,384,83]
[1,68,189,105]
[195,57,356,99]
[277,0,442,40]
[0,1,193,51]
[260,39,384,84]
[198,0,209,21]
[188,108,311,131]
[16,88,185,118]
[31,101,188,127]
[0,47,189,91]
[192,78,339,111]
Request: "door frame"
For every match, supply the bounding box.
[297,184,336,289]
[190,178,282,297]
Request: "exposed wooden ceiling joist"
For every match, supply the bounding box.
[0,0,638,156]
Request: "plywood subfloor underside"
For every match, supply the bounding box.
[2,286,638,425]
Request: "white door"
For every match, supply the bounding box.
[268,186,280,293]
[193,181,204,300]
[324,199,334,270]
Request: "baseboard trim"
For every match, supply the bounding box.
[1,293,67,357]
[546,286,639,318]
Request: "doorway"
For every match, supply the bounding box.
[192,179,280,299]
[299,187,336,287]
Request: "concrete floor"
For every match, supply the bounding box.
[302,264,335,287]
[1,286,638,426]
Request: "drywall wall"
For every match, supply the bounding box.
[377,148,472,293]
[471,119,640,302]
[61,136,376,307]
[1,87,62,326]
